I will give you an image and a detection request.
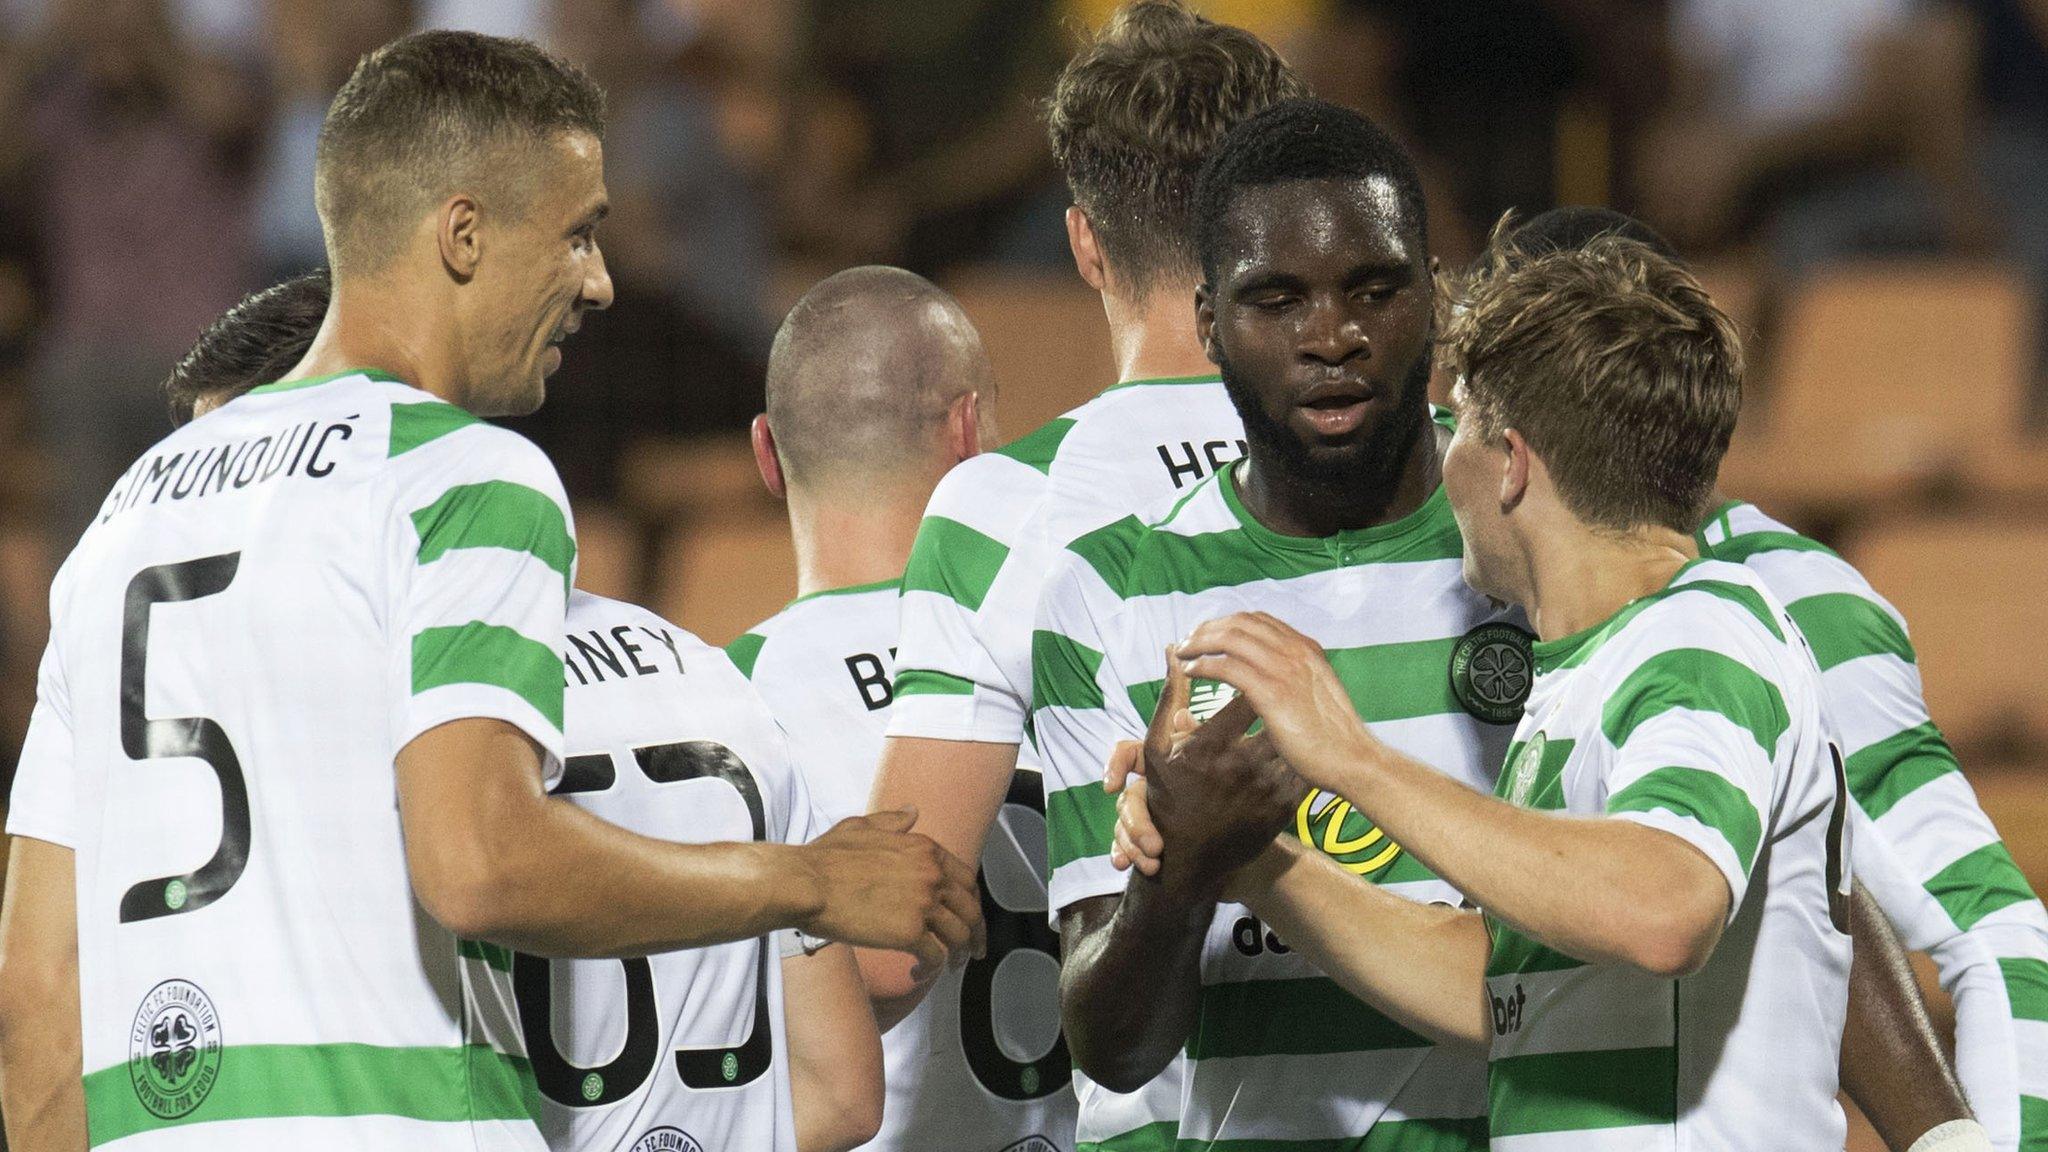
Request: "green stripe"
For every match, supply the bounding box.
[1165,1116,1489,1151]
[1844,721,1960,821]
[2021,1095,2048,1149]
[1701,529,1840,566]
[247,367,404,396]
[1607,766,1763,876]
[1487,921,1587,977]
[902,516,1010,612]
[996,416,1076,473]
[1033,628,1106,712]
[388,400,481,457]
[413,623,564,730]
[1786,592,1914,671]
[1601,647,1789,760]
[1999,957,2048,1023]
[1078,1120,1177,1152]
[458,938,513,972]
[411,481,575,593]
[895,668,976,697]
[725,632,767,680]
[1127,637,1474,730]
[1048,781,1118,872]
[1187,976,1430,1060]
[83,1042,539,1145]
[1488,1046,1676,1136]
[1927,842,2037,931]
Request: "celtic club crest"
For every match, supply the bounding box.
[1449,623,1535,724]
[128,979,223,1120]
[1507,733,1548,808]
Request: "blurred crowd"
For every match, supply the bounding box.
[0,0,2043,764]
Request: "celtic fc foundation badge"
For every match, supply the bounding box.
[128,979,223,1121]
[1449,623,1535,724]
[630,1127,705,1152]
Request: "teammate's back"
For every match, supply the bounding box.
[33,371,570,1149]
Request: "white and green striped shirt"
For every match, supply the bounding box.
[9,370,573,1149]
[1034,454,1522,1152]
[1699,500,2048,1150]
[1485,559,1851,1151]
[734,580,1078,1152]
[889,373,1245,1149]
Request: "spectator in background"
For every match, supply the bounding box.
[781,0,1069,274]
[1637,0,1992,278]
[254,0,414,281]
[496,0,774,500]
[0,0,260,542]
[1967,0,2048,420]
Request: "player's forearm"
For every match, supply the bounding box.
[1241,837,1494,1050]
[1059,878,1213,1092]
[0,999,87,1152]
[1841,882,1973,1151]
[428,797,825,957]
[1317,740,1727,977]
[784,947,885,1152]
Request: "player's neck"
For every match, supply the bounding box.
[1238,417,1444,539]
[1520,521,1695,643]
[1105,282,1217,385]
[787,490,922,599]
[284,276,465,404]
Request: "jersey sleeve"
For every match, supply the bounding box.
[1773,558,2048,1147]
[1033,546,1148,918]
[388,421,576,779]
[1597,637,1785,922]
[6,636,77,848]
[889,453,1051,747]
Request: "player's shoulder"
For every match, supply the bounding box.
[1593,559,1798,687]
[728,578,898,683]
[925,433,1056,525]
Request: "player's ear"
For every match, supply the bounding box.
[437,194,483,280]
[947,390,986,462]
[1500,426,1532,512]
[1196,285,1220,366]
[1067,206,1108,294]
[750,414,787,501]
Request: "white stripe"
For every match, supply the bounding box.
[1822,652,1932,758]
[1486,965,1675,1060]
[100,1113,547,1151]
[1073,1064,1183,1144]
[1873,770,2004,884]
[1049,854,1130,919]
[1382,1044,1490,1121]
[1853,802,1961,950]
[1605,708,1775,802]
[1744,547,1896,617]
[1972,901,2048,935]
[1151,482,1238,536]
[1179,1046,1474,1142]
[920,451,1045,543]
[1036,704,1142,791]
[406,548,565,638]
[2016,1018,2048,1099]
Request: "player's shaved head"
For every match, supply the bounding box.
[765,267,993,493]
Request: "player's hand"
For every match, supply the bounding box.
[1141,648,1305,900]
[1177,612,1379,794]
[797,808,984,979]
[1110,773,1163,876]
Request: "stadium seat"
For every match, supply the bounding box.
[1716,261,2036,516]
[940,269,1117,435]
[650,513,798,647]
[1845,514,2048,748]
[570,502,643,602]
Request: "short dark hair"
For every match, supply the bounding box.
[1447,221,1743,534]
[1046,1,1307,300]
[1193,98,1429,284]
[1511,207,1681,265]
[316,30,606,274]
[164,270,333,427]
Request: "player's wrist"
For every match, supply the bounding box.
[768,842,831,933]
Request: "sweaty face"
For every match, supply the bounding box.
[1202,177,1433,497]
[467,131,614,417]
[1441,382,1513,602]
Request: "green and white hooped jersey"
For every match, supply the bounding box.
[1699,501,2048,1150]
[526,591,814,1152]
[7,371,574,1149]
[888,373,1245,1148]
[1034,454,1524,1152]
[1485,559,1851,1151]
[732,580,1078,1152]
